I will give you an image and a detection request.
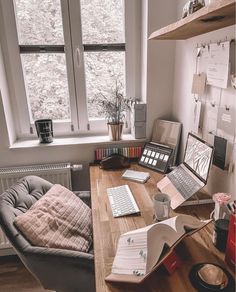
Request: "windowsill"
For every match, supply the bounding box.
[10,134,147,149]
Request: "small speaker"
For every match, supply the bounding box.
[131,103,146,139]
[131,121,146,139]
[131,104,146,122]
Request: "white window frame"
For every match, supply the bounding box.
[0,0,140,139]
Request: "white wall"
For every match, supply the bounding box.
[173,0,236,197]
[143,0,177,138]
[0,44,16,146]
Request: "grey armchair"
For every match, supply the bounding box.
[0,176,95,292]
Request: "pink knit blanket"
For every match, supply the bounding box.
[14,184,92,252]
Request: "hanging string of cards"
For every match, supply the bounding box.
[191,39,235,172]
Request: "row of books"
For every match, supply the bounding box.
[95,146,143,161]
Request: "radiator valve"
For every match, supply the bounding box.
[71,164,83,171]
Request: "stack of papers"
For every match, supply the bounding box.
[122,170,150,183]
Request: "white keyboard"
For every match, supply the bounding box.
[107,185,140,217]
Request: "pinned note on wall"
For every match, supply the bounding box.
[191,100,202,134]
[192,73,206,95]
[207,41,230,89]
[217,107,235,136]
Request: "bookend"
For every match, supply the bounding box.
[162,250,182,274]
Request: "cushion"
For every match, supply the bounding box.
[14,184,92,252]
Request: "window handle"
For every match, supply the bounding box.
[75,47,81,67]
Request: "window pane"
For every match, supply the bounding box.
[80,0,125,44]
[14,0,64,45]
[84,51,125,119]
[21,54,71,121]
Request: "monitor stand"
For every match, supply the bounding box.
[181,193,214,206]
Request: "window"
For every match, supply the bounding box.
[15,0,71,122]
[80,0,125,121]
[1,0,139,138]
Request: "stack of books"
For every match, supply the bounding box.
[122,170,150,183]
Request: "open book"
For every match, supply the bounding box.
[105,214,211,283]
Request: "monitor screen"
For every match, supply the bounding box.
[184,133,214,182]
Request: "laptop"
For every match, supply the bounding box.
[157,133,214,209]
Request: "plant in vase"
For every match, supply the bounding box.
[93,81,134,141]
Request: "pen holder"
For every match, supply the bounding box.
[213,202,230,220]
[35,119,53,144]
[212,193,231,220]
[153,193,171,221]
[212,219,229,252]
[225,214,236,270]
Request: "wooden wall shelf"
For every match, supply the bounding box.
[149,0,235,40]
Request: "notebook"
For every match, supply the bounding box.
[122,170,150,183]
[157,133,214,209]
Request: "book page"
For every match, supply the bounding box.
[112,221,177,276]
[176,214,211,233]
[147,215,210,273]
[112,231,148,276]
[146,223,179,273]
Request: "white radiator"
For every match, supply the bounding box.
[0,162,74,194]
[0,162,82,255]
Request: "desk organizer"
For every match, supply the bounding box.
[94,146,143,163]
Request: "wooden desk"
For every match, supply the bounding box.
[90,164,231,292]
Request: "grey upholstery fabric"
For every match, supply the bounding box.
[0,176,95,292]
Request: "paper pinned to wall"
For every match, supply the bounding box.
[207,41,230,89]
[217,107,235,136]
[191,100,201,134]
[191,73,206,95]
[202,102,218,144]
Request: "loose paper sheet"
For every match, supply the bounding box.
[203,102,218,145]
[207,41,230,89]
[217,107,235,136]
[192,100,201,134]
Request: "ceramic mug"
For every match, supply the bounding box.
[153,193,171,221]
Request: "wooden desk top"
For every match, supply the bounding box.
[90,164,232,292]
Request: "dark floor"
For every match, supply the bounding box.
[0,255,52,292]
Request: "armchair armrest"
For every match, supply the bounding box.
[73,191,91,207]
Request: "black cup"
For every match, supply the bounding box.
[212,219,229,252]
[35,119,53,143]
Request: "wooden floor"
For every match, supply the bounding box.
[0,255,53,292]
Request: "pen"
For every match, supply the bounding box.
[227,203,232,210]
